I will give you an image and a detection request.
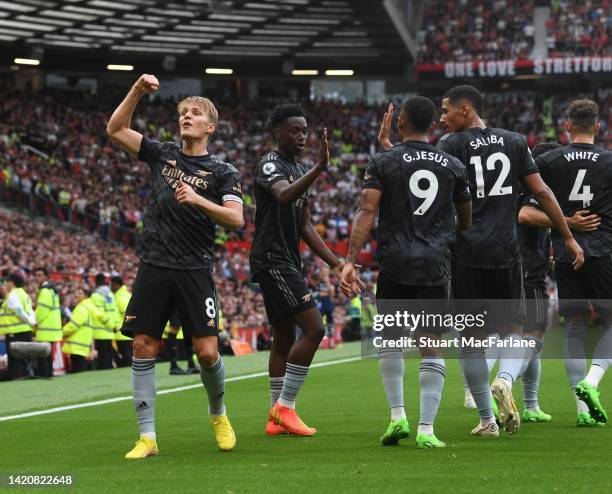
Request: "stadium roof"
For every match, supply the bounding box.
[0,0,411,77]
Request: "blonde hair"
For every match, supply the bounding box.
[177,96,219,126]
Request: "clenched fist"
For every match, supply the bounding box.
[133,74,159,95]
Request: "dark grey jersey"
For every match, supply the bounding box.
[438,127,538,268]
[363,140,470,286]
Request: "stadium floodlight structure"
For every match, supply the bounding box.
[0,0,411,78]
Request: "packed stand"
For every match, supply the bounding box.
[0,91,381,248]
[417,0,535,64]
[546,0,611,57]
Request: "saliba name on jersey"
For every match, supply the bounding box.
[470,134,504,150]
[403,150,450,166]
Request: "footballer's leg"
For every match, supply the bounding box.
[266,319,295,435]
[126,333,160,459]
[416,332,446,448]
[193,335,236,451]
[461,334,499,438]
[576,319,612,424]
[379,347,410,445]
[270,306,323,436]
[122,262,173,459]
[520,330,550,422]
[491,267,524,434]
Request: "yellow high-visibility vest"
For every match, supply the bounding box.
[0,287,33,335]
[90,291,119,341]
[35,286,62,342]
[62,298,96,358]
[114,285,132,341]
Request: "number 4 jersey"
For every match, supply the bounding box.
[537,143,612,263]
[438,127,538,268]
[363,140,470,286]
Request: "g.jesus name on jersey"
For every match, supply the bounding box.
[537,143,612,263]
[438,127,538,268]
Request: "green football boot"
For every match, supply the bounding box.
[575,381,608,424]
[522,408,552,423]
[380,418,410,446]
[416,432,446,449]
[576,411,605,427]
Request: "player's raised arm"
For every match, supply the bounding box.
[522,172,584,270]
[106,74,159,157]
[377,103,395,150]
[271,128,329,205]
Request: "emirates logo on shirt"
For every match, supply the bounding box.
[196,170,213,178]
[166,160,176,168]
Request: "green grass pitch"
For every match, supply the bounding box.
[1,344,610,494]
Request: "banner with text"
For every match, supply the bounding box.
[417,57,612,80]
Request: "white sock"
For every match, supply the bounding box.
[480,417,496,427]
[417,424,434,435]
[391,406,406,421]
[575,394,589,414]
[141,431,156,441]
[584,364,606,389]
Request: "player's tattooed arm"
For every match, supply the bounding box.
[518,206,601,232]
[377,103,395,150]
[106,74,159,157]
[175,180,244,230]
[522,172,585,270]
[270,129,330,205]
[341,189,381,296]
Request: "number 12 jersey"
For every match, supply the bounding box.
[438,127,538,268]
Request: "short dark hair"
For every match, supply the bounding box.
[401,96,436,133]
[8,272,24,287]
[269,104,307,131]
[110,276,123,286]
[94,273,106,286]
[568,99,599,133]
[532,142,561,160]
[34,267,48,276]
[443,85,483,114]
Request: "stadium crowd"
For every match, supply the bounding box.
[417,0,535,63]
[2,89,611,248]
[547,0,611,57]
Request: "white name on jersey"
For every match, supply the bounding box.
[564,151,599,163]
[469,135,504,150]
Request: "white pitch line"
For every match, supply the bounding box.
[0,356,362,422]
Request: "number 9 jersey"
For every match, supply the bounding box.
[438,128,538,269]
[363,140,470,286]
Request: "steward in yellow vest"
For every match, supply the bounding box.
[91,273,120,370]
[111,276,133,367]
[62,288,99,373]
[0,273,36,379]
[33,268,63,377]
